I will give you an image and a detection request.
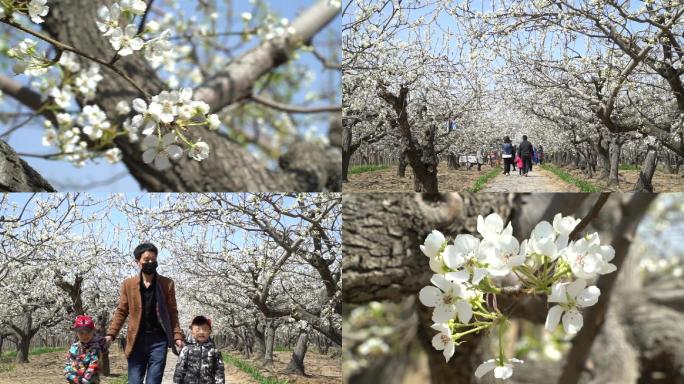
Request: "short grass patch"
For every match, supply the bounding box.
[223,354,290,384]
[541,164,601,192]
[465,167,502,192]
[349,164,389,175]
[110,375,128,384]
[619,164,640,171]
[1,346,66,358]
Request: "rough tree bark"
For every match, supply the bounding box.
[608,134,623,186]
[0,139,56,192]
[284,326,310,375]
[343,193,678,384]
[378,86,439,193]
[634,146,658,192]
[343,192,513,384]
[2,0,340,192]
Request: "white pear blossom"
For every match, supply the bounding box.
[115,100,131,115]
[42,128,58,146]
[28,0,49,24]
[207,114,221,129]
[104,147,122,164]
[96,4,121,36]
[443,234,488,284]
[49,87,73,109]
[189,141,210,161]
[110,24,144,56]
[119,0,147,15]
[142,132,182,170]
[563,233,617,279]
[477,213,513,244]
[430,323,456,362]
[80,105,110,139]
[148,91,179,123]
[481,235,525,276]
[475,357,524,380]
[421,230,446,259]
[419,274,474,324]
[545,279,600,334]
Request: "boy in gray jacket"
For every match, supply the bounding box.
[173,316,225,384]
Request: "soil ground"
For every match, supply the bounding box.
[0,348,341,384]
[344,163,578,192]
[558,166,684,192]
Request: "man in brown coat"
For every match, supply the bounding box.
[105,243,184,384]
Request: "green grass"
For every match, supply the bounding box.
[465,167,502,192]
[541,164,601,192]
[110,375,128,384]
[619,164,640,171]
[0,355,14,373]
[1,346,66,357]
[274,346,292,352]
[223,354,290,384]
[349,164,389,175]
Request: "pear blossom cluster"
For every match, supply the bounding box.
[0,0,49,24]
[96,0,173,64]
[127,89,219,169]
[419,212,616,381]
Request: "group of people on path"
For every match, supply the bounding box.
[501,135,543,177]
[64,242,225,384]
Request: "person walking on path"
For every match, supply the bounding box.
[501,136,514,176]
[538,145,544,164]
[518,135,533,176]
[105,243,185,384]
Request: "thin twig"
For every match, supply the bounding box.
[568,193,611,241]
[249,93,340,114]
[1,18,151,100]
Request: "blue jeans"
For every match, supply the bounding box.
[127,330,168,384]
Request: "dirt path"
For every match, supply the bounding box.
[482,168,579,192]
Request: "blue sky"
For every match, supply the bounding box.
[1,0,340,191]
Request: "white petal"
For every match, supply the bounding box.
[548,282,566,303]
[443,245,465,269]
[142,148,156,164]
[545,305,563,332]
[154,154,171,170]
[567,279,587,299]
[419,286,442,307]
[433,305,456,324]
[475,359,497,378]
[430,274,452,293]
[130,38,144,50]
[599,263,617,274]
[455,300,472,324]
[132,98,147,113]
[443,342,455,362]
[562,309,584,334]
[166,144,183,160]
[577,286,600,307]
[431,333,446,351]
[494,365,513,380]
[533,221,554,240]
[444,270,469,283]
[472,268,488,284]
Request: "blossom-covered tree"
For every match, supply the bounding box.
[0,0,341,192]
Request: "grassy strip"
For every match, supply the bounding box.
[619,164,640,171]
[349,164,389,175]
[465,167,502,192]
[110,375,128,384]
[223,354,290,384]
[1,346,66,357]
[541,164,601,192]
[274,346,292,352]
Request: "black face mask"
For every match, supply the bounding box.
[141,261,158,274]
